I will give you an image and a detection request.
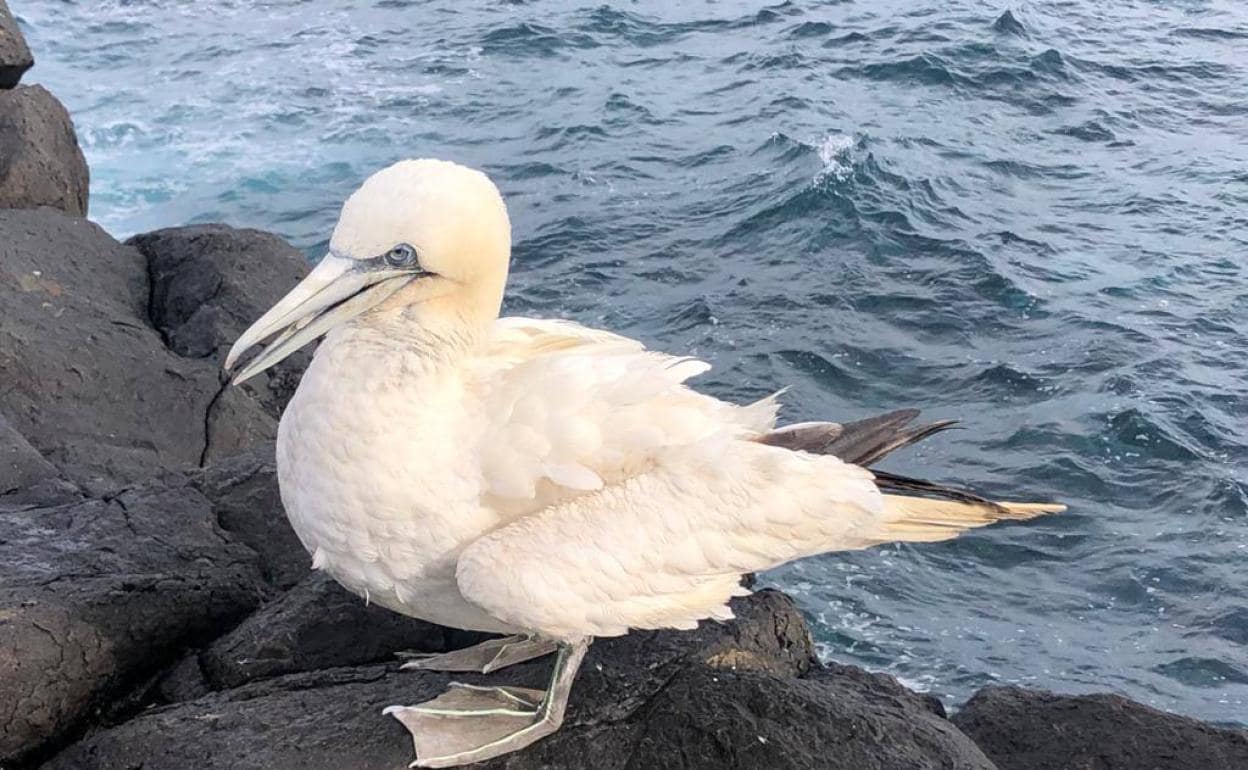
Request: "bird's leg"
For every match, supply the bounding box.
[385,638,590,769]
[398,634,558,673]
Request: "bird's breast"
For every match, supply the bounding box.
[274,336,501,616]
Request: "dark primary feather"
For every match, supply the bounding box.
[870,469,1000,507]
[758,409,956,466]
[757,409,1001,508]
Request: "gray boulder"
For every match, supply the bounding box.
[0,209,304,493]
[127,225,311,411]
[44,590,997,770]
[195,572,465,692]
[0,475,266,766]
[129,225,309,360]
[0,412,78,509]
[0,85,88,215]
[0,0,32,88]
[188,446,308,589]
[0,411,57,493]
[626,665,992,770]
[953,685,1248,770]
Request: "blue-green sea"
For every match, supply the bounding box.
[16,0,1246,724]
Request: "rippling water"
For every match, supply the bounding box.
[17,0,1247,724]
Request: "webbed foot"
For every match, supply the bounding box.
[385,639,589,768]
[384,684,550,768]
[398,634,557,673]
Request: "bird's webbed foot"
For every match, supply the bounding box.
[385,639,589,768]
[398,634,557,673]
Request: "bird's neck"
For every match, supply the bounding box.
[348,287,499,362]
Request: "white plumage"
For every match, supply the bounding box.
[278,313,888,640]
[225,158,1063,767]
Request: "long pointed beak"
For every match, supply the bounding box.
[224,252,413,385]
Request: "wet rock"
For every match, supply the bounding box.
[195,572,459,692]
[45,590,992,770]
[0,414,77,509]
[0,1,32,88]
[130,225,308,359]
[952,685,1248,770]
[0,86,88,215]
[0,209,292,492]
[127,225,311,411]
[155,654,213,704]
[0,475,266,766]
[189,446,308,589]
[626,665,994,770]
[46,590,813,770]
[0,412,58,493]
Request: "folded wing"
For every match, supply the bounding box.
[475,317,779,503]
[456,439,882,639]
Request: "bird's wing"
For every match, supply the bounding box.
[456,439,881,639]
[455,437,1061,640]
[460,317,1063,640]
[472,316,780,501]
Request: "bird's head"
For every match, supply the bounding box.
[224,159,511,384]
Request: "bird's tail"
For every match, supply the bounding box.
[758,408,1066,544]
[863,494,1065,547]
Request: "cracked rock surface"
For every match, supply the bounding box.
[0,209,306,493]
[128,224,312,420]
[0,412,76,506]
[194,571,463,691]
[187,446,309,589]
[0,475,267,766]
[43,590,998,770]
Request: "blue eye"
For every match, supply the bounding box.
[385,243,418,267]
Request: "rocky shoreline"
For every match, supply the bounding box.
[1,5,1245,768]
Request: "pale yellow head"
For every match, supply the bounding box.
[225,159,513,383]
[331,158,512,315]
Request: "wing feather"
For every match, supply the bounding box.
[456,318,1063,641]
[456,441,883,639]
[474,317,777,504]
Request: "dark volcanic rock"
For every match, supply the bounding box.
[129,224,314,462]
[129,224,309,361]
[627,665,993,770]
[0,86,88,215]
[0,475,266,766]
[45,590,812,770]
[44,590,993,770]
[0,412,77,509]
[0,0,33,88]
[189,445,307,588]
[197,572,454,691]
[0,412,57,493]
[953,685,1248,770]
[0,208,293,492]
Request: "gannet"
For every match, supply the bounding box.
[225,158,1064,768]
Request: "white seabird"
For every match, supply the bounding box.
[225,158,1064,768]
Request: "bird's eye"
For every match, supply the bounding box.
[385,243,418,267]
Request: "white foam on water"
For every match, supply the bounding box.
[815,133,855,181]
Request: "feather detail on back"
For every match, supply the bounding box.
[474,317,777,504]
